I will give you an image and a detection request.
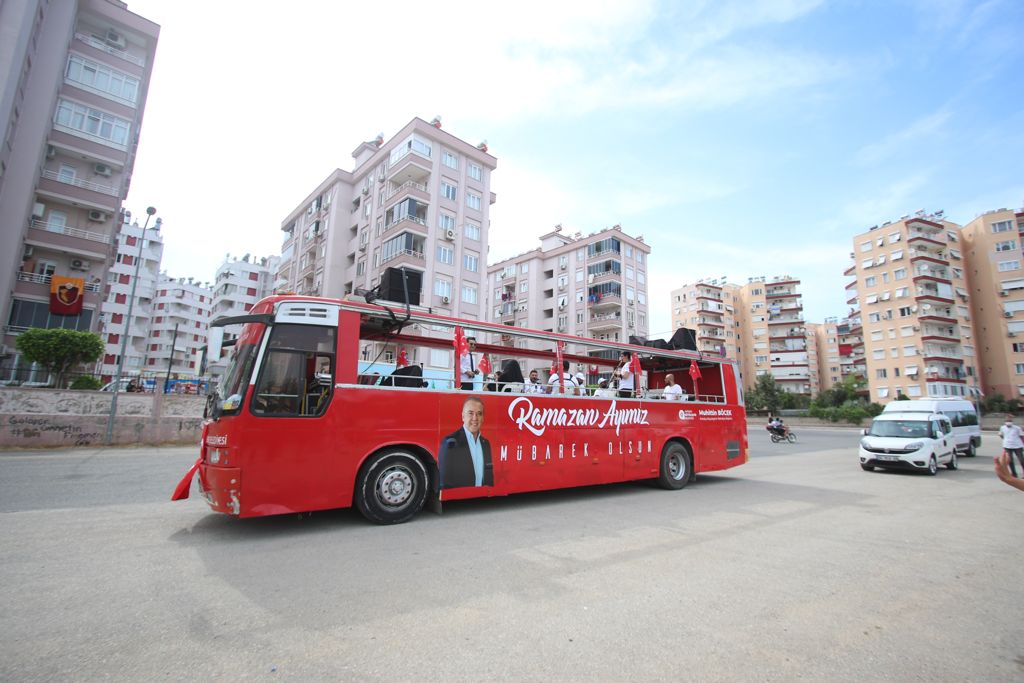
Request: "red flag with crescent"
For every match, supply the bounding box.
[50,276,85,315]
[397,347,409,368]
[689,359,702,381]
[479,353,492,376]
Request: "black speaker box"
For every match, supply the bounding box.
[380,267,422,304]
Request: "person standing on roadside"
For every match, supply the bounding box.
[998,414,1024,477]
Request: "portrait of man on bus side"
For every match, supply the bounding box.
[438,396,493,489]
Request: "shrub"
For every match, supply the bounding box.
[69,376,102,390]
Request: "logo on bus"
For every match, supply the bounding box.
[507,397,649,437]
[206,435,228,446]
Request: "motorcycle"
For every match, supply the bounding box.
[767,426,797,443]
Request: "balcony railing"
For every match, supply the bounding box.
[386,180,428,201]
[41,169,120,197]
[75,32,145,66]
[381,249,425,265]
[30,219,111,245]
[51,123,127,151]
[17,271,101,291]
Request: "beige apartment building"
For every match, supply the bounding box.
[807,318,842,393]
[0,0,158,379]
[735,276,813,395]
[148,275,211,379]
[277,118,496,319]
[487,225,651,357]
[960,207,1024,399]
[846,212,979,403]
[669,279,738,359]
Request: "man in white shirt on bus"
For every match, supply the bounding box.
[663,373,686,401]
[522,369,545,394]
[460,337,482,391]
[548,361,579,395]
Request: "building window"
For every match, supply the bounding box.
[442,151,458,169]
[992,220,1013,233]
[356,260,365,276]
[54,98,130,147]
[899,306,912,317]
[441,181,457,201]
[999,260,1020,272]
[860,241,872,252]
[996,240,1017,252]
[436,244,453,265]
[864,276,876,287]
[520,262,529,274]
[1016,364,1024,375]
[876,369,887,378]
[463,252,479,272]
[434,278,452,298]
[439,213,456,231]
[638,292,646,305]
[466,192,481,211]
[65,55,139,104]
[464,221,480,240]
[429,348,451,368]
[462,285,478,304]
[520,281,528,293]
[467,163,482,181]
[893,268,907,280]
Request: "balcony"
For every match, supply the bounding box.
[74,32,145,68]
[38,169,121,207]
[381,249,425,269]
[588,269,620,284]
[386,180,429,204]
[588,294,622,309]
[384,213,428,237]
[387,149,431,185]
[26,220,112,259]
[589,312,622,331]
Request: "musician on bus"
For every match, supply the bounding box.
[439,396,493,489]
[617,351,635,399]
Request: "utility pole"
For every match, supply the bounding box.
[164,322,179,394]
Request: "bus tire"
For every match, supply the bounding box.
[658,442,692,490]
[355,449,428,525]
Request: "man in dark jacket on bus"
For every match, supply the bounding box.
[439,396,493,489]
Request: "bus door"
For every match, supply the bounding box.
[242,322,339,515]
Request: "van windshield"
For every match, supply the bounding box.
[868,420,931,438]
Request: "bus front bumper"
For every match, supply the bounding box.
[171,459,241,515]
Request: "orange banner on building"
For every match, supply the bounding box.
[49,275,85,316]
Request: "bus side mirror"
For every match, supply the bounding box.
[208,327,224,362]
[314,372,333,387]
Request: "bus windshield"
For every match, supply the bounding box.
[217,324,266,415]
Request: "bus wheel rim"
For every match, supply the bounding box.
[669,452,685,479]
[377,466,414,506]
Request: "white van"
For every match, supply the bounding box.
[860,412,957,475]
[881,399,981,456]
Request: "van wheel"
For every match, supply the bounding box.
[965,443,976,457]
[946,451,958,470]
[927,456,938,476]
[658,442,692,490]
[355,449,428,524]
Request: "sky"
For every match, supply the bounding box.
[122,0,1024,338]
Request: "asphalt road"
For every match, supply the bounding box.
[1,428,1022,681]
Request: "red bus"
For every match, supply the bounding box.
[172,296,747,524]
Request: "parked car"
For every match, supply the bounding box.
[881,398,981,456]
[100,378,154,393]
[859,412,957,475]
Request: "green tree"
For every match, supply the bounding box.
[747,374,785,414]
[15,328,103,388]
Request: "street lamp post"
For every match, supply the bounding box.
[105,206,157,444]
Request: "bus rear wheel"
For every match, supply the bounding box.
[658,442,692,490]
[355,449,428,524]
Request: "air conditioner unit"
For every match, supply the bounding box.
[999,291,1009,297]
[444,229,455,240]
[87,210,106,222]
[32,202,45,218]
[1010,332,1017,338]
[46,146,56,159]
[105,30,126,49]
[1005,311,1014,318]
[70,258,91,271]
[23,246,34,259]
[94,163,112,177]
[560,263,566,270]
[362,187,369,195]
[358,243,366,251]
[441,296,450,304]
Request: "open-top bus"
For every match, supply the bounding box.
[173,294,748,524]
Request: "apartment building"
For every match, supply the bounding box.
[668,279,738,359]
[0,0,159,374]
[97,211,163,380]
[845,212,978,403]
[487,225,651,353]
[277,118,496,317]
[807,318,842,392]
[734,276,812,395]
[148,275,211,379]
[960,207,1024,399]
[211,253,280,321]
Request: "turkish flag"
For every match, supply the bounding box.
[397,347,409,368]
[453,326,469,386]
[689,360,702,381]
[630,352,642,377]
[50,276,85,315]
[479,353,492,376]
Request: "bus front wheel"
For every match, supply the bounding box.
[658,442,692,490]
[355,449,428,524]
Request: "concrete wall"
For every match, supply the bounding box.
[0,387,204,449]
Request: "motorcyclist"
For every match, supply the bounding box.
[767,416,788,438]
